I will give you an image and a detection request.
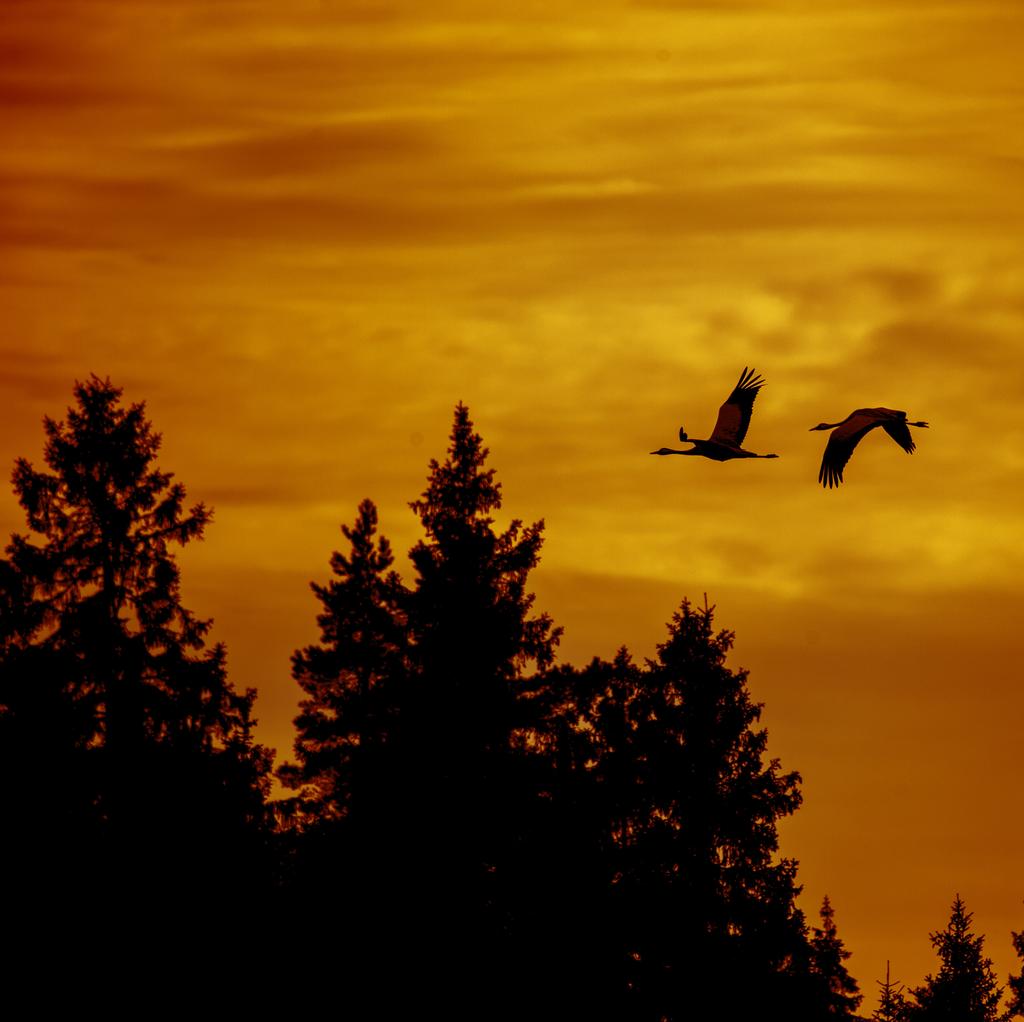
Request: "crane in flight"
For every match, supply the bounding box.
[810,408,928,488]
[650,366,779,462]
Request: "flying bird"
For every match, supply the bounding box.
[650,366,779,462]
[810,408,929,488]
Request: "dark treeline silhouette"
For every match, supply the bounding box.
[0,378,1020,1018]
[271,400,855,1017]
[858,912,1024,1022]
[0,378,273,978]
[910,894,1004,1020]
[873,894,1015,1022]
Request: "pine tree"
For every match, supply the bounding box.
[909,894,1004,1021]
[874,962,910,1022]
[0,376,271,914]
[810,896,863,1017]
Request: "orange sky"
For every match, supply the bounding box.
[3,0,1023,1003]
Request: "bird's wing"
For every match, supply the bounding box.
[708,367,765,447]
[881,419,915,454]
[818,411,884,488]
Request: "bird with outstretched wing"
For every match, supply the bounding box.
[707,366,765,449]
[812,407,928,488]
[652,367,778,462]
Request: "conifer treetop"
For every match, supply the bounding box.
[9,375,212,643]
[911,894,1005,1022]
[408,402,560,674]
[1009,926,1023,1018]
[4,375,260,755]
[811,895,863,1017]
[410,402,502,540]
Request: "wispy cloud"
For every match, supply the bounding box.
[3,0,1024,992]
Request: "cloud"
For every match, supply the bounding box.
[169,122,447,180]
[3,6,1024,997]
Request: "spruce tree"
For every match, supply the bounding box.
[404,403,559,784]
[0,376,271,914]
[644,599,810,1016]
[281,404,562,1005]
[810,896,863,1018]
[1009,928,1024,1019]
[403,403,560,942]
[909,894,1004,1021]
[874,962,910,1022]
[281,498,406,822]
[518,649,649,1014]
[407,402,560,726]
[544,598,812,1017]
[277,498,408,919]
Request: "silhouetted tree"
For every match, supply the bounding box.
[537,599,813,1017]
[276,498,409,924]
[810,895,863,1017]
[0,557,98,901]
[277,404,856,1017]
[280,498,407,821]
[908,894,1004,1021]
[407,401,560,736]
[0,377,271,916]
[511,648,648,1013]
[636,598,812,1016]
[874,962,910,1022]
[280,404,562,1008]
[401,403,561,969]
[1009,927,1024,1019]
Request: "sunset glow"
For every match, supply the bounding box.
[3,0,1023,1000]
